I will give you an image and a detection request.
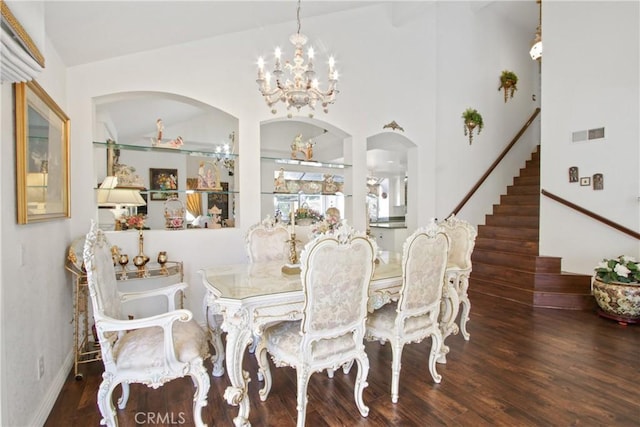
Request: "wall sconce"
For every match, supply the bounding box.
[530,0,542,61]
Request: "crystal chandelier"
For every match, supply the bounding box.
[256,0,338,118]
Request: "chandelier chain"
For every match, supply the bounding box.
[296,0,302,35]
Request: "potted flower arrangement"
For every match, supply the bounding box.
[462,108,484,145]
[294,204,323,226]
[119,213,147,230]
[593,255,640,324]
[498,70,518,102]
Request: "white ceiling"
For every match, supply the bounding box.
[44,1,536,68]
[44,1,380,67]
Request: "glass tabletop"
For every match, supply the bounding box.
[202,251,402,301]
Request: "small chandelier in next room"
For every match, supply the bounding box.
[256,0,339,118]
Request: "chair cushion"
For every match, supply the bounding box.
[367,304,434,337]
[264,320,357,365]
[113,319,208,370]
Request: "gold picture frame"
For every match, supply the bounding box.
[15,81,70,224]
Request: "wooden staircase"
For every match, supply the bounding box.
[469,146,596,310]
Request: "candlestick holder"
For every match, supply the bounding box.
[281,233,301,275]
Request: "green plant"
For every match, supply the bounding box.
[498,70,518,101]
[462,108,484,145]
[462,108,484,131]
[595,255,640,284]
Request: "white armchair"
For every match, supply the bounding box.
[365,221,449,403]
[82,222,210,427]
[439,214,477,349]
[256,225,377,427]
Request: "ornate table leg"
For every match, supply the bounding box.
[203,294,226,377]
[458,274,471,340]
[438,276,460,364]
[221,306,253,427]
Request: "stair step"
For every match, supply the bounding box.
[472,264,592,293]
[530,151,540,161]
[507,185,540,196]
[477,224,539,240]
[469,276,535,306]
[469,277,596,310]
[533,292,597,311]
[485,215,539,228]
[499,194,540,206]
[518,167,540,177]
[492,204,539,216]
[472,250,560,273]
[474,237,538,255]
[513,175,540,186]
[525,159,539,169]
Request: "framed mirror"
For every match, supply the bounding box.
[15,80,70,224]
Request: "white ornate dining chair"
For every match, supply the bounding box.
[365,221,449,403]
[245,215,290,262]
[438,214,477,351]
[82,221,210,427]
[240,215,292,355]
[256,225,377,427]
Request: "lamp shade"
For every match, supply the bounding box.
[97,176,146,207]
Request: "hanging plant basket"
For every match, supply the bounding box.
[462,108,484,145]
[498,70,518,103]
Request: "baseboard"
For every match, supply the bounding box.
[30,350,74,426]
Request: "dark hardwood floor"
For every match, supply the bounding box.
[45,291,640,426]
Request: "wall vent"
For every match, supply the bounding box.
[588,127,605,140]
[572,130,588,142]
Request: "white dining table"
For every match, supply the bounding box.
[198,251,403,427]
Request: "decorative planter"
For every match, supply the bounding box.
[296,218,314,226]
[498,70,518,103]
[592,277,640,324]
[500,80,516,102]
[461,108,483,145]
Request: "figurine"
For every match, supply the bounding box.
[291,133,315,161]
[322,174,338,194]
[274,167,288,192]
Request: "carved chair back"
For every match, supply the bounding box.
[245,216,290,263]
[439,214,477,271]
[300,229,377,352]
[397,223,450,324]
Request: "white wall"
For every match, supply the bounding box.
[540,1,640,273]
[1,37,73,426]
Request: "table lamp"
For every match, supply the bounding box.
[97,176,146,228]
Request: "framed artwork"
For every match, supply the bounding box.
[149,168,178,200]
[15,81,70,224]
[580,177,591,187]
[593,173,604,190]
[207,182,229,221]
[569,166,579,183]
